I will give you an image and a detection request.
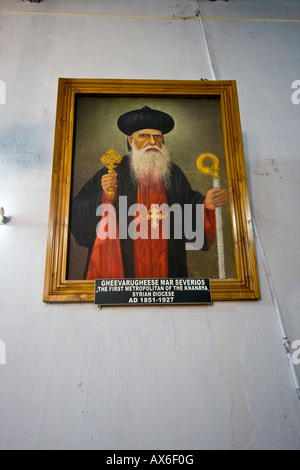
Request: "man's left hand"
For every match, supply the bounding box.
[204,189,227,210]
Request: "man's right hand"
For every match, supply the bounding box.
[101,172,118,200]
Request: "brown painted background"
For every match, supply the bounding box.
[67,96,236,280]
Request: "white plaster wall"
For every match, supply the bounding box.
[0,0,299,450]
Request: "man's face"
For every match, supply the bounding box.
[128,129,164,152]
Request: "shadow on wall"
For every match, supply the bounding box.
[0,123,54,169]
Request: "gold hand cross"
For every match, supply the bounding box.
[100,148,122,198]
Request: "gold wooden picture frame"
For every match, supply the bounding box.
[43,78,260,302]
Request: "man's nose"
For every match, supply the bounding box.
[149,134,156,145]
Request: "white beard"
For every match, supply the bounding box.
[130,142,171,188]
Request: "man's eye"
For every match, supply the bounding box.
[140,134,149,138]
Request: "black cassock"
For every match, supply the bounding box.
[70,155,212,279]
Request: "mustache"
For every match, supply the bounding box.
[142,145,161,153]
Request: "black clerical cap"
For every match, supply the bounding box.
[117,106,175,136]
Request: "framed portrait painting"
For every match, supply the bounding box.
[43,78,260,303]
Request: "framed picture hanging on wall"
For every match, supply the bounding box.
[43,79,260,303]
